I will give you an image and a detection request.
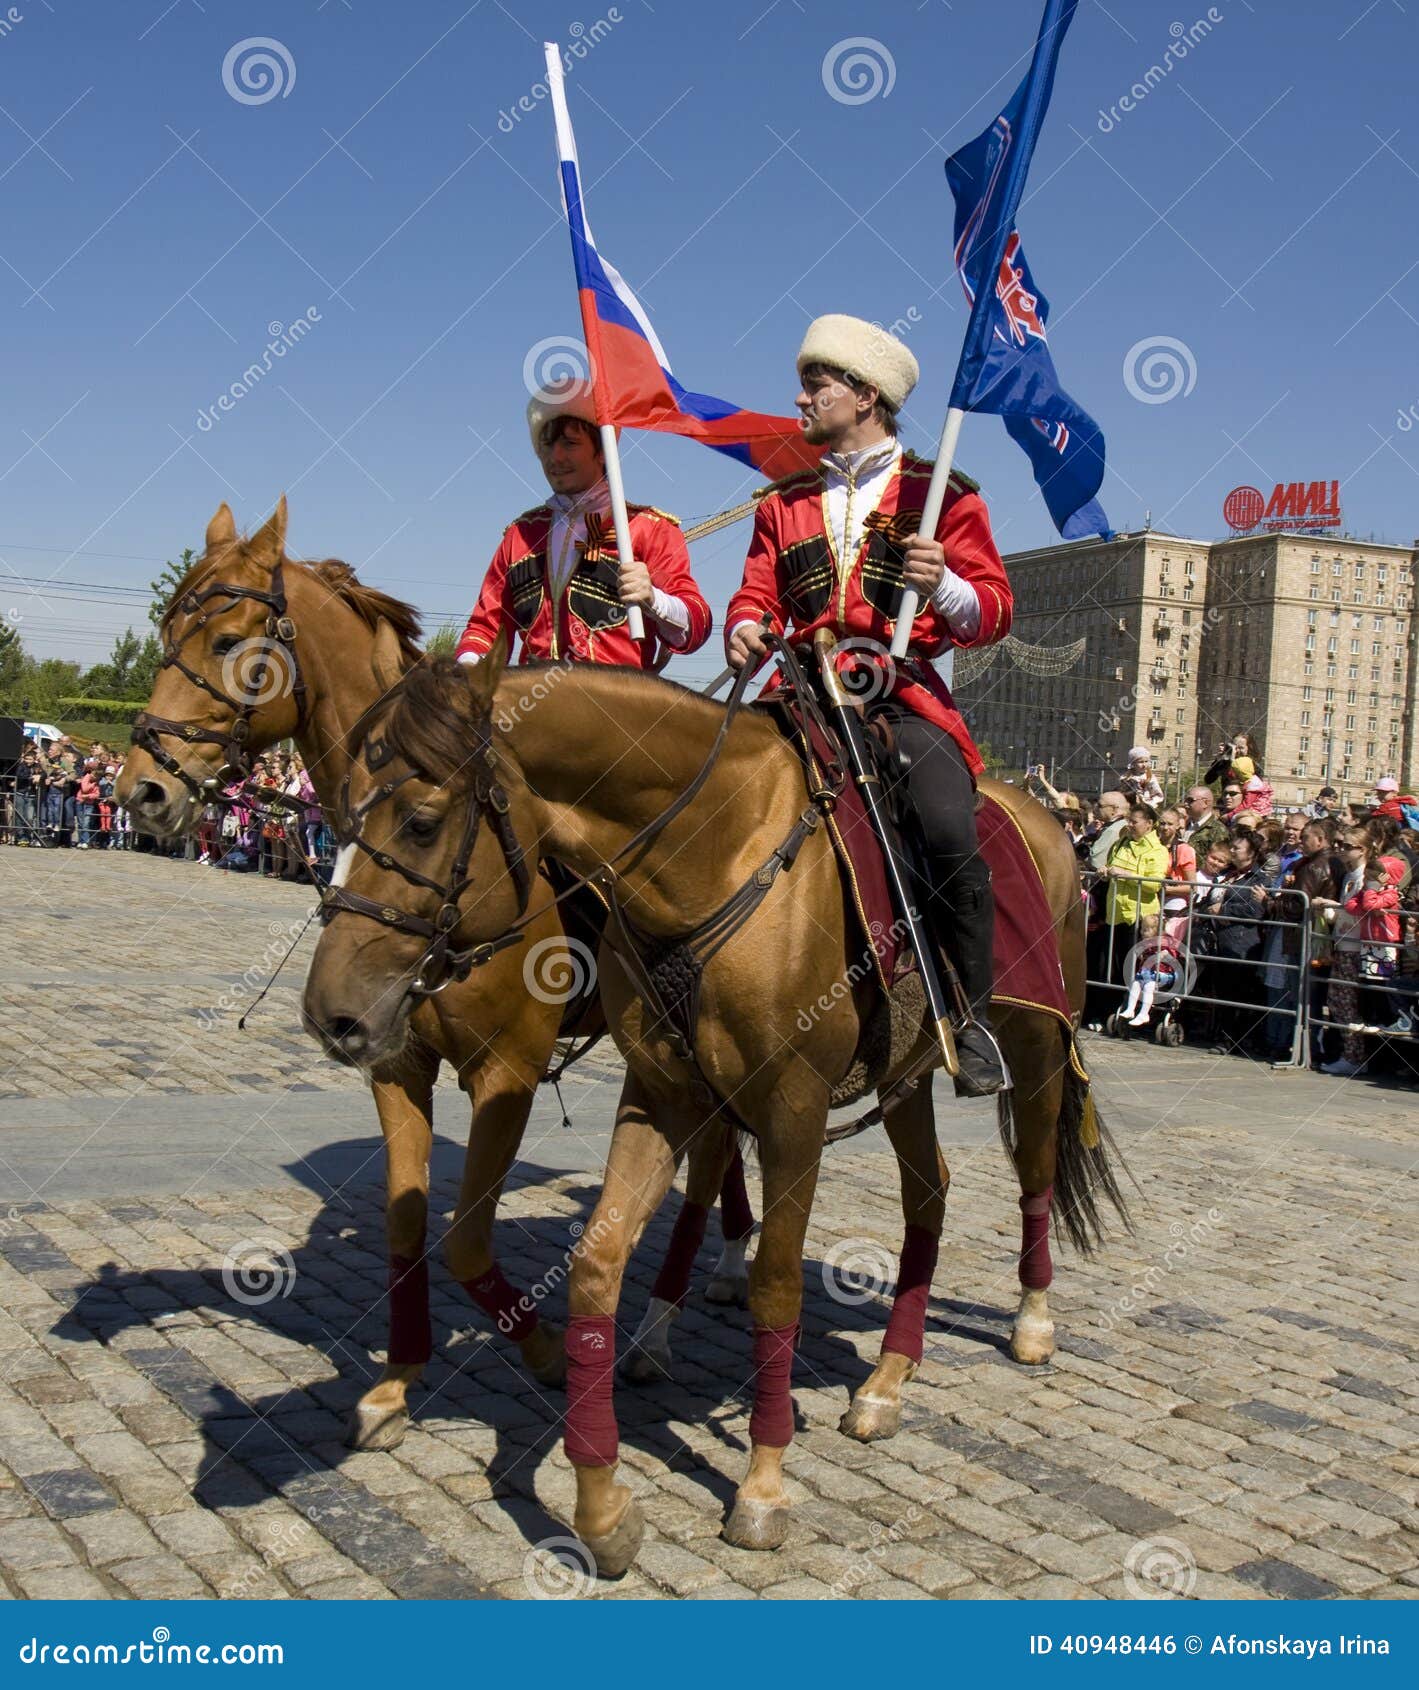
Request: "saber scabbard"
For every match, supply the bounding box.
[812,630,959,1077]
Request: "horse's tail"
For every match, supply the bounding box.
[998,1028,1134,1256]
[1055,1032,1133,1253]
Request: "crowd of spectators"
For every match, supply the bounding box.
[1026,738,1419,1074]
[0,736,334,882]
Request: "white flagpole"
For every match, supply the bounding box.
[543,43,645,643]
[891,405,965,662]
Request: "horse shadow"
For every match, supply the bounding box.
[48,1136,1021,1555]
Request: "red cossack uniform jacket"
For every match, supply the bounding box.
[455,503,712,669]
[725,451,1012,775]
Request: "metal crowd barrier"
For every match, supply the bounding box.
[1081,867,1418,1071]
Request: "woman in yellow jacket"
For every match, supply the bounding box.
[1094,802,1172,1021]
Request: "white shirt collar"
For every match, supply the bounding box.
[547,478,611,521]
[822,439,901,483]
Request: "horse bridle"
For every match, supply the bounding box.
[130,558,310,800]
[320,712,533,999]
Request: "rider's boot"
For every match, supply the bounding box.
[931,866,1008,1098]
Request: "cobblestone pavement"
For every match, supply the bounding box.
[0,846,1416,1601]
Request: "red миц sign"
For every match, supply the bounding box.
[1224,480,1342,533]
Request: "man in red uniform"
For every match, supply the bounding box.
[457,380,711,669]
[726,315,1013,1094]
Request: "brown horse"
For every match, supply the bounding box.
[301,645,1128,1575]
[115,498,751,1450]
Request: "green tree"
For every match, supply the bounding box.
[83,626,162,701]
[424,621,460,659]
[149,548,197,628]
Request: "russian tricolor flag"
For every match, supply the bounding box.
[543,43,820,481]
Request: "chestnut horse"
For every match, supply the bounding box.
[301,645,1128,1575]
[116,499,752,1450]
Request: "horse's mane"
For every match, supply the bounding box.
[159,550,423,663]
[376,657,756,790]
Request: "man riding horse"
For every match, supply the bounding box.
[726,314,1012,1096]
[456,380,711,669]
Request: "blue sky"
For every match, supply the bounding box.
[2,0,1416,678]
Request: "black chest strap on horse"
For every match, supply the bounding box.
[592,803,822,1101]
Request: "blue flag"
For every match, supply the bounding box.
[946,0,1109,540]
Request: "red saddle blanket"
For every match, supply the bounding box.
[770,703,1073,1028]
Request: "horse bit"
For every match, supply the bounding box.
[319,715,533,1000]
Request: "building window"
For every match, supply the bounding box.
[1306,634,1316,651]
[1302,685,1312,700]
[1301,710,1311,726]
[1310,558,1322,575]
[1309,585,1320,600]
[1332,587,1342,602]
[1308,609,1319,626]
[1182,583,1193,600]
[1333,562,1343,577]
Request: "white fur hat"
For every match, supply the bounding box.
[797,314,919,411]
[526,377,599,453]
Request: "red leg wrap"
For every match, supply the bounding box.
[748,1322,799,1449]
[1019,1186,1054,1291]
[651,1199,709,1307]
[718,1147,755,1243]
[881,1224,939,1364]
[386,1253,431,1367]
[462,1263,539,1343]
[564,1314,619,1467]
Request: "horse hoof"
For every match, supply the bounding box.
[722,1497,791,1551]
[620,1346,672,1385]
[580,1498,645,1579]
[346,1401,409,1451]
[524,1324,567,1388]
[838,1393,902,1443]
[1010,1318,1056,1366]
[705,1273,749,1308]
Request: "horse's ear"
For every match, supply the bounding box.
[467,628,509,708]
[249,495,288,566]
[371,618,405,698]
[205,503,236,552]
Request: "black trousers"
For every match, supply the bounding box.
[869,700,994,1008]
